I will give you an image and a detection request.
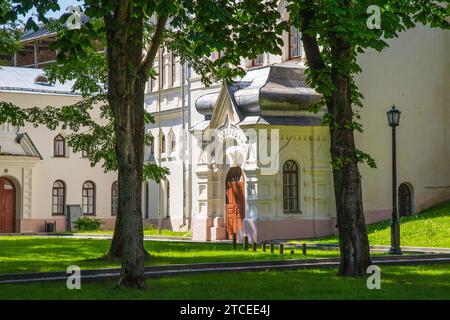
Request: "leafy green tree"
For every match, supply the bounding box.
[0,0,22,61]
[43,36,170,260]
[7,0,285,288]
[0,14,169,259]
[287,0,449,276]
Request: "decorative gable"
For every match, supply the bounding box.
[209,85,244,129]
[0,128,42,159]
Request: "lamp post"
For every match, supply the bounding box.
[387,105,402,255]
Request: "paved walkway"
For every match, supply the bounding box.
[298,243,450,254]
[0,232,195,242]
[1,253,449,284]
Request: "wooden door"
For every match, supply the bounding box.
[225,167,245,239]
[0,178,15,233]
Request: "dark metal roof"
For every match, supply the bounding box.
[195,92,219,117]
[237,115,323,126]
[195,64,322,118]
[258,65,323,114]
[259,116,323,126]
[21,24,52,41]
[20,15,90,42]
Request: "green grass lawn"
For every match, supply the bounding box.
[73,228,191,237]
[0,204,448,300]
[0,237,339,274]
[0,264,448,300]
[0,201,447,277]
[299,201,450,247]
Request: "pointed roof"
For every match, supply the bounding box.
[208,84,245,129]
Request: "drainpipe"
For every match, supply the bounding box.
[157,48,162,233]
[187,65,193,230]
[311,126,317,237]
[173,63,193,231]
[181,61,186,229]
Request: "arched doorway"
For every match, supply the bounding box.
[225,166,245,239]
[0,178,16,233]
[398,183,413,217]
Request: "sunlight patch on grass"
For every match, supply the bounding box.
[293,201,450,248]
[0,236,339,274]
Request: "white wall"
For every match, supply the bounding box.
[356,24,450,214]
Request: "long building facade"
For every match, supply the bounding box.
[0,67,117,233]
[144,22,450,242]
[0,5,449,240]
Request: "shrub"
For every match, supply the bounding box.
[143,222,157,231]
[74,217,104,232]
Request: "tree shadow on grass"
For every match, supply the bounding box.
[153,265,450,300]
[0,237,339,274]
[0,237,112,274]
[0,264,448,300]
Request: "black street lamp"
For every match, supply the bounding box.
[387,105,402,255]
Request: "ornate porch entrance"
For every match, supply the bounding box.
[225,166,245,239]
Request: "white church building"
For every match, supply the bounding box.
[0,5,449,241]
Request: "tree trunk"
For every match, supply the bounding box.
[300,16,371,275]
[107,192,151,261]
[105,6,148,288]
[115,127,146,287]
[106,208,123,259]
[328,40,371,276]
[330,127,372,276]
[106,178,152,261]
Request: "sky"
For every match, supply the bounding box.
[19,0,83,22]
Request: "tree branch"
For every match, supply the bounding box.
[298,5,333,112]
[139,15,168,78]
[301,34,325,72]
[298,6,325,72]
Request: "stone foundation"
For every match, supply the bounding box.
[192,216,213,241]
[15,217,117,233]
[18,217,68,233]
[244,218,334,243]
[5,205,430,238]
[191,216,336,242]
[190,208,398,242]
[9,216,187,234]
